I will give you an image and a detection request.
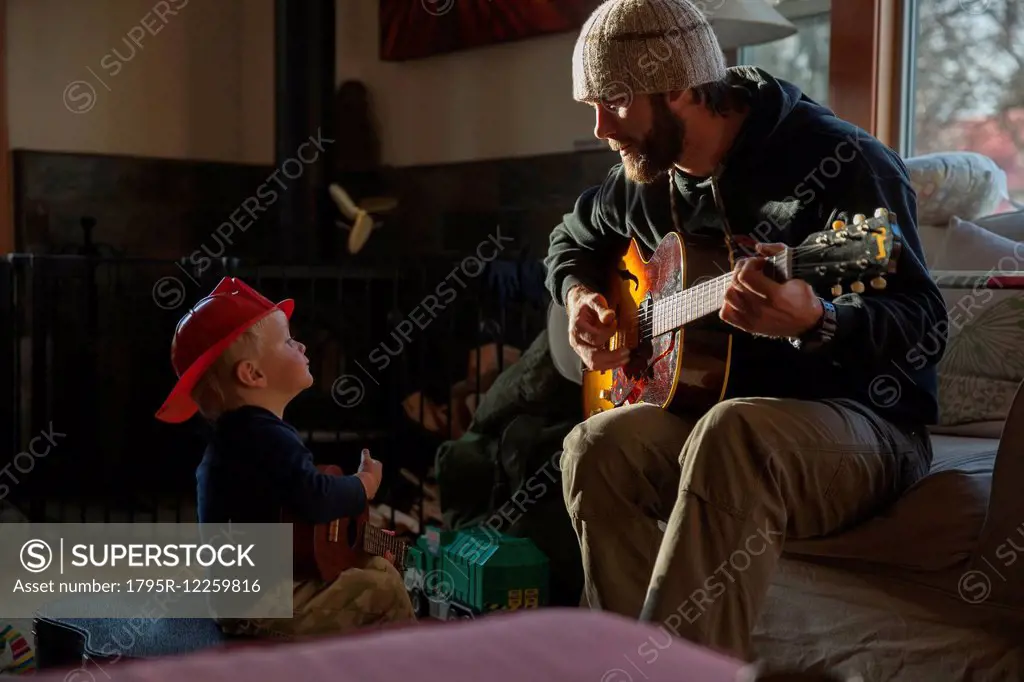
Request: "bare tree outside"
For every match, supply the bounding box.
[912,0,1024,205]
[739,0,1024,206]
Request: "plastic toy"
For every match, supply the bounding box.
[0,623,35,675]
[403,525,549,620]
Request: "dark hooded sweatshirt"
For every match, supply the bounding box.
[544,67,948,430]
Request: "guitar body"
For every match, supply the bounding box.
[583,230,735,419]
[549,209,901,422]
[283,464,405,583]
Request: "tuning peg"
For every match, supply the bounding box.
[832,219,846,231]
[853,214,866,224]
[831,284,843,297]
[870,276,887,290]
[874,208,889,219]
[850,281,865,294]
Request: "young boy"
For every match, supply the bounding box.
[155,277,416,639]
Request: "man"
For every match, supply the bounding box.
[544,0,948,663]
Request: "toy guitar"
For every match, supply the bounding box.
[548,209,903,419]
[283,464,408,582]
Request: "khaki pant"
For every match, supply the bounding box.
[561,397,932,662]
[217,556,416,640]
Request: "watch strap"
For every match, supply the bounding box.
[791,299,837,351]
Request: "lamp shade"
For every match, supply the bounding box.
[704,0,798,50]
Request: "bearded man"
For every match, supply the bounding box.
[543,0,947,662]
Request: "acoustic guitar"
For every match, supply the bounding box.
[283,464,409,582]
[548,209,903,419]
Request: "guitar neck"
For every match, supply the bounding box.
[650,271,733,337]
[362,525,407,565]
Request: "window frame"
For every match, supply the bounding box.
[827,0,903,147]
[734,0,912,151]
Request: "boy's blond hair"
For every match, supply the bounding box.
[190,314,275,420]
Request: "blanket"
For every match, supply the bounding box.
[0,624,35,676]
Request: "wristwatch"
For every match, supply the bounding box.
[790,299,837,352]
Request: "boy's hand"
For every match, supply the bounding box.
[357,448,383,500]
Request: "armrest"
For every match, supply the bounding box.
[547,301,581,386]
[968,375,1024,608]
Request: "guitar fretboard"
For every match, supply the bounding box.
[363,525,408,571]
[650,272,732,337]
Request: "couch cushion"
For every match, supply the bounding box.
[916,223,953,269]
[928,433,1000,470]
[975,208,1024,242]
[928,217,1024,433]
[783,435,996,571]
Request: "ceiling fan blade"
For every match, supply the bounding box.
[329,183,361,221]
[347,211,375,254]
[360,196,399,213]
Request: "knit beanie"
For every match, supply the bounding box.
[572,0,727,104]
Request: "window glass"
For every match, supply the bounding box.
[737,0,832,107]
[908,0,1024,206]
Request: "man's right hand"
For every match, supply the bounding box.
[566,284,630,371]
[356,448,383,500]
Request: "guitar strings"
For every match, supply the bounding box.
[608,242,845,347]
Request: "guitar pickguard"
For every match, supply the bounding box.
[610,295,657,405]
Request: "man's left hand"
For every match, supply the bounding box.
[720,243,823,338]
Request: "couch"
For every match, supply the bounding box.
[751,152,1024,680]
[547,151,1024,681]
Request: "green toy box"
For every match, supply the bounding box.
[403,525,549,620]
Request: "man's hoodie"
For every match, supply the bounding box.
[544,66,948,429]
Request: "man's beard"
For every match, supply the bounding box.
[617,98,685,184]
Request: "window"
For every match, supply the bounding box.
[736,0,832,107]
[905,0,1024,206]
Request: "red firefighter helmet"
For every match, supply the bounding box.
[155,277,294,424]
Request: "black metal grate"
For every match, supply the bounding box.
[0,254,549,532]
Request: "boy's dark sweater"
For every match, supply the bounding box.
[544,66,948,430]
[196,405,367,524]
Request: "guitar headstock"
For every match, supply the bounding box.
[769,208,902,296]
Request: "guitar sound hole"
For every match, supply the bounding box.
[346,520,359,548]
[623,342,653,380]
[611,302,656,404]
[622,296,655,381]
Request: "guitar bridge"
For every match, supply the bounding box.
[611,331,675,407]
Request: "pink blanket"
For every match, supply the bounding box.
[41,609,745,682]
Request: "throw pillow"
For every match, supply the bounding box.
[905,152,1009,225]
[929,217,1024,432]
